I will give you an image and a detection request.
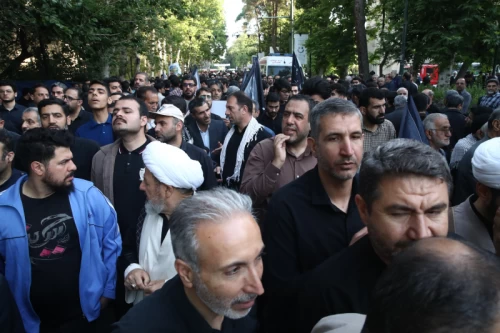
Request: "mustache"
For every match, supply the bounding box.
[231,293,258,305]
[335,158,358,165]
[113,118,126,124]
[66,171,75,179]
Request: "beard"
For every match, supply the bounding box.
[42,171,75,194]
[2,97,15,103]
[145,199,165,215]
[366,113,385,125]
[192,272,257,320]
[368,223,415,264]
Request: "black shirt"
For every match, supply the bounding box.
[261,167,364,333]
[22,189,82,326]
[111,275,258,333]
[222,126,271,189]
[113,139,150,238]
[296,236,386,333]
[180,140,217,191]
[0,103,25,134]
[68,109,93,134]
[0,168,23,192]
[258,113,282,135]
[72,136,100,181]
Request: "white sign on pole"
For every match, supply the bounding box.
[211,101,227,119]
[294,34,309,65]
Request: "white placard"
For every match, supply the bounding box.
[294,34,309,65]
[211,100,227,119]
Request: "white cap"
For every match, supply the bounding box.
[472,138,500,189]
[150,104,184,122]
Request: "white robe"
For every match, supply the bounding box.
[124,213,177,305]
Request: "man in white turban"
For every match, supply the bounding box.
[122,141,204,304]
[451,137,500,253]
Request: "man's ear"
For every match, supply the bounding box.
[308,137,317,158]
[31,161,46,177]
[5,151,14,164]
[175,259,195,289]
[66,115,72,126]
[355,194,369,227]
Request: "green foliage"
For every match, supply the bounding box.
[226,35,259,69]
[0,0,227,79]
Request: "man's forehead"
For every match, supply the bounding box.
[35,87,48,93]
[115,99,139,110]
[41,104,64,115]
[89,84,106,91]
[135,74,146,80]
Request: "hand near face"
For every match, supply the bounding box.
[125,269,150,291]
[493,207,500,256]
[144,280,165,296]
[272,134,290,169]
[349,227,368,246]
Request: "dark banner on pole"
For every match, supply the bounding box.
[241,56,266,113]
[292,52,305,91]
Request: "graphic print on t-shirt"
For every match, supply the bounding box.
[27,213,74,263]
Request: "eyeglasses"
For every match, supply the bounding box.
[183,83,196,88]
[430,128,452,134]
[64,95,81,102]
[200,95,212,100]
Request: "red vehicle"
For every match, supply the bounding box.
[420,64,439,85]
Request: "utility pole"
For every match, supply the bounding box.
[399,0,409,75]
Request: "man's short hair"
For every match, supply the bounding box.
[359,139,452,213]
[16,128,74,175]
[169,75,180,88]
[195,87,211,97]
[189,98,208,114]
[0,80,17,93]
[162,95,187,114]
[330,83,347,97]
[154,81,165,91]
[302,77,332,100]
[394,95,407,109]
[181,74,197,86]
[286,95,315,117]
[64,87,83,100]
[0,129,14,156]
[471,113,491,134]
[38,98,70,117]
[309,98,362,140]
[170,187,254,272]
[117,96,149,117]
[364,238,500,333]
[105,76,122,85]
[51,82,67,90]
[470,106,493,116]
[89,80,110,96]
[446,91,464,108]
[359,88,386,108]
[413,93,429,112]
[230,91,253,114]
[266,92,280,104]
[423,113,448,130]
[23,107,40,123]
[488,108,500,130]
[135,72,150,82]
[136,86,158,100]
[31,83,48,94]
[273,78,291,92]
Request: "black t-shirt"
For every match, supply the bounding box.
[21,189,82,326]
[113,139,150,238]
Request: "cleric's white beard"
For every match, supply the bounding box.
[145,200,165,215]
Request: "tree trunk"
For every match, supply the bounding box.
[271,0,277,51]
[135,52,141,73]
[379,51,389,76]
[457,59,471,79]
[354,0,369,79]
[0,28,32,78]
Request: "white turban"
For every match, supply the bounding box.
[141,141,204,191]
[472,138,500,189]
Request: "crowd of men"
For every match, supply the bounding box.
[0,68,500,333]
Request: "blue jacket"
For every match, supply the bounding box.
[0,176,122,333]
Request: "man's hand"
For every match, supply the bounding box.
[493,207,500,256]
[144,280,165,296]
[271,134,290,170]
[349,227,368,246]
[211,142,223,156]
[215,166,223,183]
[125,269,150,291]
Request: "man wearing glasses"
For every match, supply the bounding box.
[65,87,92,134]
[0,80,25,134]
[50,82,67,101]
[423,113,452,157]
[181,75,197,110]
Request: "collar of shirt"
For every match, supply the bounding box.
[310,166,359,213]
[0,103,22,112]
[285,144,312,160]
[362,121,384,134]
[197,123,210,133]
[89,113,112,128]
[118,137,151,155]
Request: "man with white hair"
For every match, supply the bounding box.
[122,141,204,305]
[451,138,500,253]
[396,87,408,100]
[113,188,264,332]
[385,95,407,136]
[424,113,452,156]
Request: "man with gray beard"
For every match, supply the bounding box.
[113,187,264,332]
[120,141,204,305]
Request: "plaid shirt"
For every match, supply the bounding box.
[363,119,396,152]
[450,133,478,169]
[479,92,500,109]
